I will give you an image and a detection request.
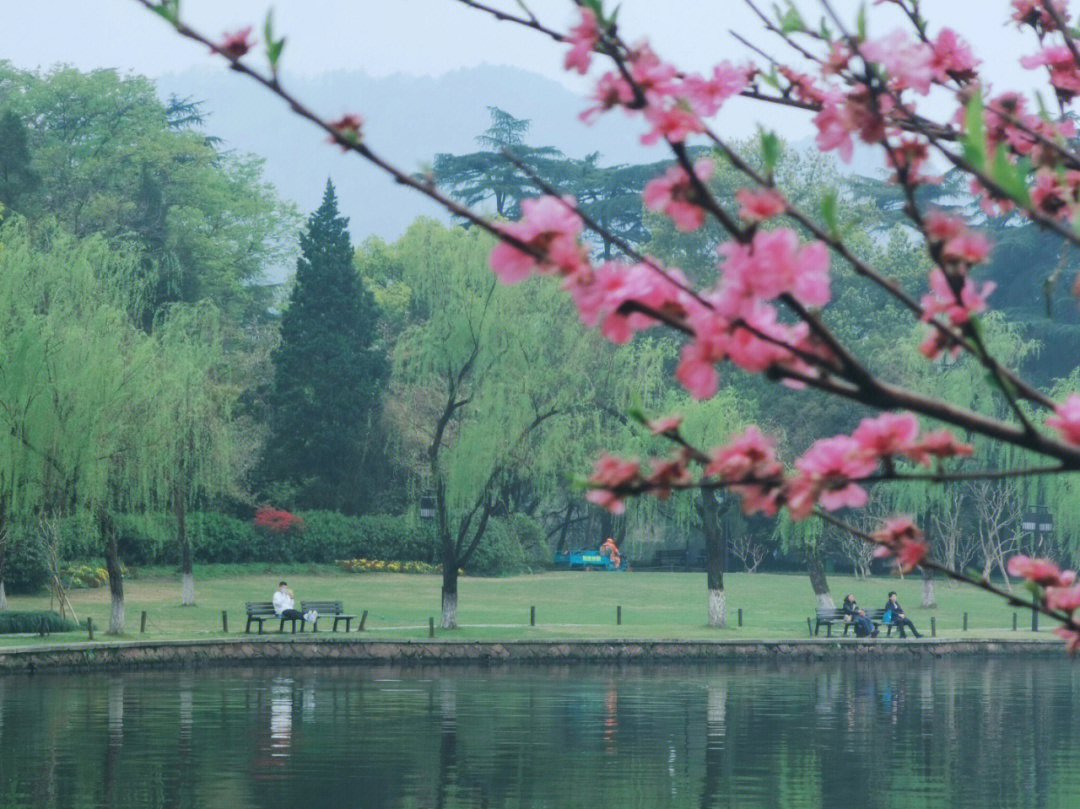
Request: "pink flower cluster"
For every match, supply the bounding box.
[1007,554,1080,650]
[870,515,930,573]
[489,196,588,283]
[1011,0,1070,32]
[585,453,641,514]
[642,159,714,231]
[1046,393,1080,444]
[704,426,785,516]
[563,7,599,75]
[1021,45,1080,102]
[575,37,751,147]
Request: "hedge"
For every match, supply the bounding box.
[0,610,81,634]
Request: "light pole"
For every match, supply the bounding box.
[1021,504,1055,630]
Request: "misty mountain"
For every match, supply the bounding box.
[157,65,657,251]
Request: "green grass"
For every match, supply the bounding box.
[0,566,1052,646]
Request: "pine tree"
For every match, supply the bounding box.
[260,180,387,512]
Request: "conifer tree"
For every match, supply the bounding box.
[260,180,387,511]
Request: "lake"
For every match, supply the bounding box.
[2,657,1078,808]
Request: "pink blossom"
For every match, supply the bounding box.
[718,228,831,309]
[1054,626,1080,654]
[648,414,683,435]
[904,429,974,465]
[580,71,635,123]
[683,62,751,117]
[646,451,694,498]
[1007,554,1063,586]
[585,453,643,514]
[563,7,599,75]
[219,27,255,59]
[489,195,586,283]
[779,66,829,104]
[852,411,920,457]
[943,230,991,265]
[1046,584,1080,612]
[641,101,704,145]
[642,159,714,231]
[1012,0,1069,31]
[675,312,728,398]
[1021,45,1080,101]
[792,435,878,514]
[813,99,855,163]
[921,267,994,325]
[735,187,786,223]
[925,209,965,243]
[1046,393,1080,444]
[930,28,979,82]
[862,29,935,95]
[627,42,678,100]
[704,426,782,482]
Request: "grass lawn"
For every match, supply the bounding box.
[0,565,1050,646]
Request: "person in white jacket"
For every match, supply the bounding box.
[272,581,304,622]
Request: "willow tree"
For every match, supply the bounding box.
[0,220,163,634]
[385,219,591,627]
[148,303,236,606]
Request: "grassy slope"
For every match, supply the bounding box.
[0,566,1048,646]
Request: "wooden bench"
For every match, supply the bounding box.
[810,607,897,637]
[300,600,357,632]
[245,602,304,634]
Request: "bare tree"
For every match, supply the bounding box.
[971,480,1023,589]
[729,532,767,573]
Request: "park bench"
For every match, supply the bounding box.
[300,600,357,632]
[810,607,897,637]
[245,601,305,634]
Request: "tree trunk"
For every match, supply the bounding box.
[176,492,194,606]
[554,503,574,553]
[102,511,125,635]
[0,581,6,611]
[701,494,727,628]
[921,566,937,608]
[441,564,458,629]
[0,526,6,610]
[806,546,834,609]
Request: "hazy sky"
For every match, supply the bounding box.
[0,0,1047,142]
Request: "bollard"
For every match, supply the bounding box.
[140,611,148,633]
[963,612,968,632]
[1013,612,1018,631]
[429,617,435,638]
[738,608,743,628]
[359,610,368,631]
[931,616,936,638]
[87,617,94,641]
[617,605,622,625]
[530,606,536,627]
[1032,609,1039,632]
[807,616,813,637]
[222,610,228,633]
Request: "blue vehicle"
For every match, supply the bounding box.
[552,548,628,571]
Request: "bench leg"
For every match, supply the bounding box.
[826,623,832,637]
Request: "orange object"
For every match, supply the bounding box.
[600,537,621,569]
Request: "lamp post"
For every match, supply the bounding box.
[1021,504,1055,631]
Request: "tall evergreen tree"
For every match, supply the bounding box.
[260,180,387,512]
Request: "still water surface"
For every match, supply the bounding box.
[1,657,1078,808]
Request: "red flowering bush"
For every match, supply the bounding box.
[253,505,304,535]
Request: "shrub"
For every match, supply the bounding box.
[3,528,51,595]
[61,563,110,589]
[337,558,440,574]
[0,610,80,634]
[464,514,548,576]
[254,505,304,534]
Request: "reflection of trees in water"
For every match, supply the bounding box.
[2,661,1080,808]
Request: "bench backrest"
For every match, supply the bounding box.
[246,602,277,616]
[867,608,889,619]
[301,600,344,614]
[816,608,845,619]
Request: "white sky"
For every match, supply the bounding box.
[0,1,1045,123]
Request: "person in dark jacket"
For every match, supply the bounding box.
[842,594,878,637]
[884,591,922,638]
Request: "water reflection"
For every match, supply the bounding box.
[1,657,1078,808]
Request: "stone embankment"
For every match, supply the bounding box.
[0,636,1062,674]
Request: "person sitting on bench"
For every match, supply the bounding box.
[273,581,306,624]
[883,591,922,638]
[842,594,878,637]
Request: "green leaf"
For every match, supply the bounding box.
[627,391,647,426]
[961,92,987,170]
[264,9,285,72]
[819,188,839,238]
[856,2,867,40]
[762,65,781,89]
[778,3,806,34]
[989,145,1031,206]
[759,129,782,173]
[819,17,832,39]
[150,0,180,25]
[581,0,604,17]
